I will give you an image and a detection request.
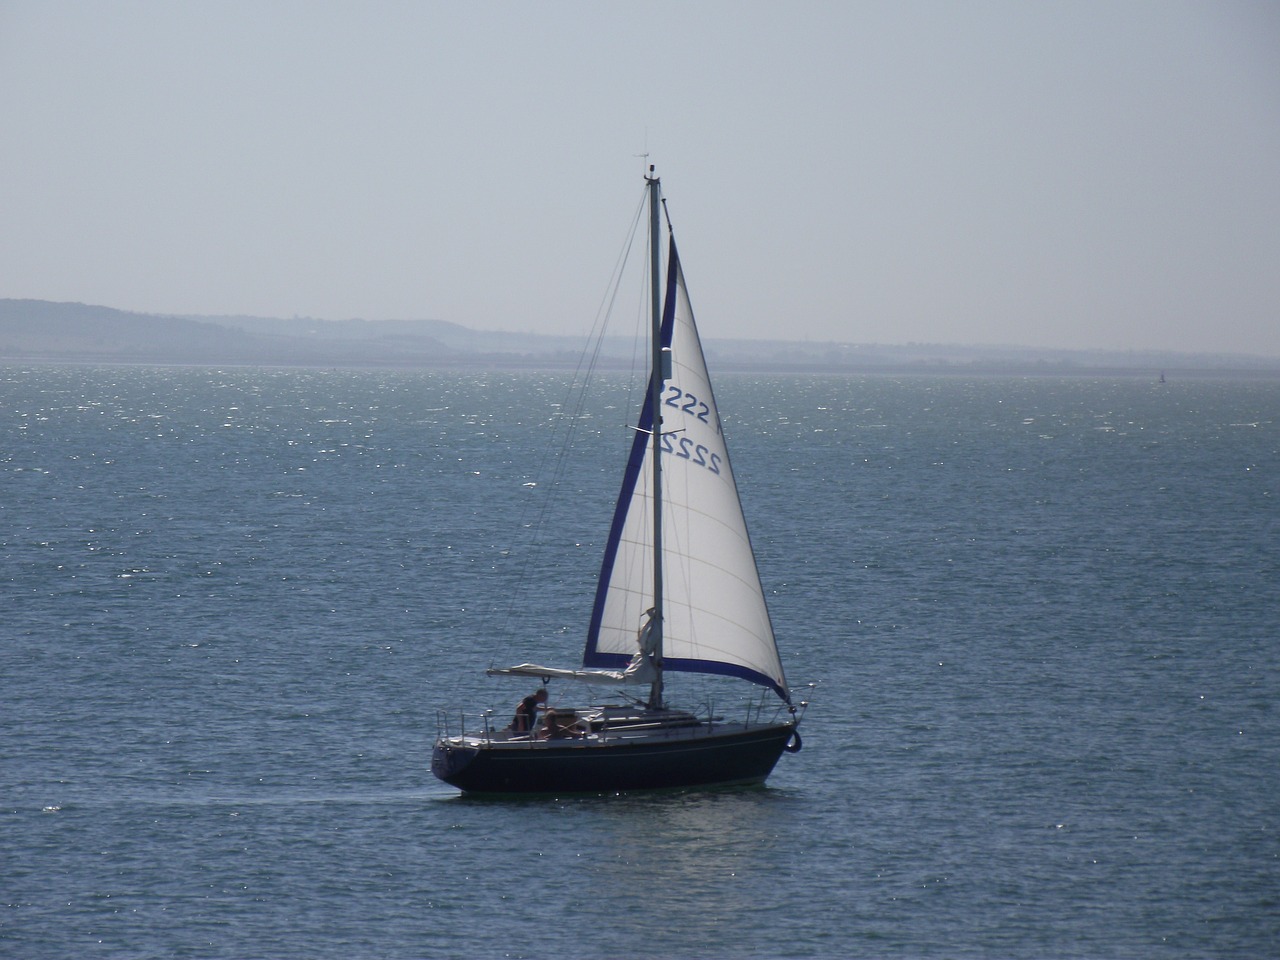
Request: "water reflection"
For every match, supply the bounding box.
[571,788,798,943]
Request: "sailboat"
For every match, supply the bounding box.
[431,168,805,795]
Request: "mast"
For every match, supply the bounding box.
[645,165,665,710]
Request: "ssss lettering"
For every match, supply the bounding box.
[660,433,723,475]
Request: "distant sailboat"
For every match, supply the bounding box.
[431,169,804,794]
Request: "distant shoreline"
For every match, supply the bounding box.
[5,354,1278,381]
[3,298,1278,378]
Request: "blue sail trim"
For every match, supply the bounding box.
[583,238,680,665]
[585,651,789,701]
[581,399,652,661]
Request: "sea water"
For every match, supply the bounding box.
[2,365,1277,959]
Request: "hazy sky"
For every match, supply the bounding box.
[2,1,1278,355]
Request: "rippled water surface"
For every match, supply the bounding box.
[3,365,1277,958]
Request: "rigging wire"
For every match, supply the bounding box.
[486,186,654,667]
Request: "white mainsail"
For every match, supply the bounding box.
[583,239,788,700]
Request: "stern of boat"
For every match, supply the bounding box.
[431,738,479,784]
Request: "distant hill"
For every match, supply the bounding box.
[2,298,1276,376]
[0,299,462,367]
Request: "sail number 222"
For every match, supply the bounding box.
[663,384,715,425]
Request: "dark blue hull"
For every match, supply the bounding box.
[432,722,796,795]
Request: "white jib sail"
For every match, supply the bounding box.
[585,241,788,699]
